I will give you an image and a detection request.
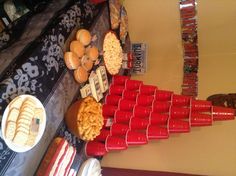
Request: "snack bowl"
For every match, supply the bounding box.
[1,94,46,153]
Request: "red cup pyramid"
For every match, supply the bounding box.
[85,75,235,156]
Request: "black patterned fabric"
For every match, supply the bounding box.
[0,0,104,174]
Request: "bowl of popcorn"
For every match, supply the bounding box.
[1,95,46,153]
[65,96,104,141]
[103,31,123,75]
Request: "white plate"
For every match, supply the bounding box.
[1,94,46,153]
[77,158,101,176]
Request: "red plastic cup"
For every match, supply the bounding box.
[172,94,191,106]
[149,112,169,125]
[133,105,152,118]
[119,99,136,111]
[122,90,139,101]
[190,113,212,126]
[191,100,212,112]
[168,119,190,133]
[105,94,122,106]
[152,101,171,113]
[136,95,154,106]
[85,141,107,157]
[155,90,173,101]
[110,123,130,136]
[89,0,106,4]
[129,117,149,130]
[147,125,169,140]
[105,135,127,151]
[102,104,117,116]
[212,106,235,121]
[114,110,132,123]
[109,85,125,95]
[112,75,130,85]
[139,84,157,95]
[125,130,148,146]
[125,80,143,90]
[95,129,111,141]
[170,106,190,119]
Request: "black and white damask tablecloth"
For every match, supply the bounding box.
[0,0,110,175]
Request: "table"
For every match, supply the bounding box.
[0,0,111,175]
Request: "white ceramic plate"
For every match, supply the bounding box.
[1,94,46,153]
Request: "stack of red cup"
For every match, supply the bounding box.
[85,75,235,157]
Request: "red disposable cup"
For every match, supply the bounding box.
[109,85,125,95]
[89,0,106,4]
[105,94,122,106]
[147,125,169,140]
[129,117,149,130]
[85,141,107,157]
[110,123,130,136]
[149,112,169,125]
[95,128,111,141]
[139,84,157,95]
[172,94,191,106]
[212,106,235,121]
[170,106,190,119]
[105,135,127,151]
[136,95,154,106]
[122,90,139,101]
[125,80,143,90]
[168,119,190,133]
[114,110,132,123]
[155,90,173,101]
[125,130,148,146]
[119,99,136,111]
[190,113,212,127]
[102,104,117,117]
[112,75,130,85]
[191,100,212,112]
[133,105,152,118]
[152,101,171,113]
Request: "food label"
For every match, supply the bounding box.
[89,73,103,102]
[131,43,147,74]
[80,84,92,98]
[96,66,108,93]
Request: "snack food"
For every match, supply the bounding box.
[74,66,89,84]
[103,32,123,75]
[64,52,81,70]
[70,41,85,58]
[81,55,93,72]
[2,95,46,150]
[109,0,121,30]
[36,137,76,176]
[65,96,104,141]
[76,29,92,46]
[120,6,128,44]
[86,46,99,62]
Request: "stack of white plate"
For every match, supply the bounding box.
[77,158,102,176]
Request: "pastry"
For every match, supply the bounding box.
[76,29,92,46]
[81,55,93,72]
[109,0,121,29]
[64,52,81,70]
[70,41,85,58]
[86,46,99,62]
[74,66,88,84]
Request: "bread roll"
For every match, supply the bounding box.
[74,66,88,84]
[70,41,85,58]
[86,46,99,61]
[64,52,80,70]
[81,55,93,71]
[76,29,91,46]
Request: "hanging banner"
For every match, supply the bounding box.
[179,0,198,97]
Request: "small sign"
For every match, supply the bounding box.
[131,43,147,74]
